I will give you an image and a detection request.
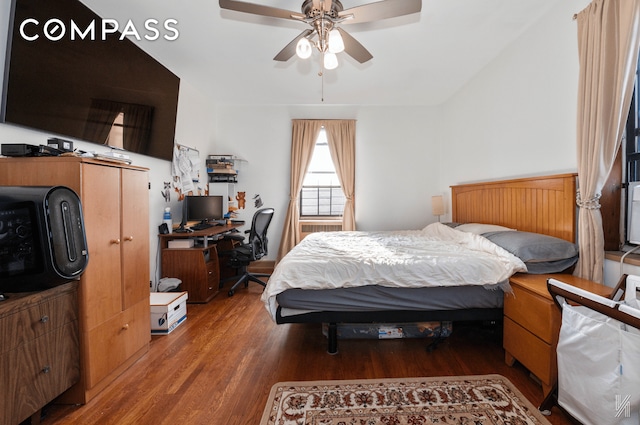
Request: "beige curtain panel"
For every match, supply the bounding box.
[276,119,356,262]
[325,120,356,232]
[574,0,640,282]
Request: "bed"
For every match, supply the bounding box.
[263,173,578,353]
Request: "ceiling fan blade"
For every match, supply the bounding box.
[219,0,304,21]
[274,29,314,62]
[340,0,422,24]
[337,28,373,64]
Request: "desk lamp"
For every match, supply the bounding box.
[432,195,445,222]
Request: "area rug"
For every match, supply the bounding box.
[260,374,551,425]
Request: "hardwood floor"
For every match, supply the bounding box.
[39,284,574,425]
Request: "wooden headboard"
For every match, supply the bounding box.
[450,173,577,242]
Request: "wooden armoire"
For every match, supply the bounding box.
[0,157,151,403]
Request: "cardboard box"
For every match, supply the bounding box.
[168,239,195,248]
[150,291,188,335]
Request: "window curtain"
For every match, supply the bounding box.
[574,0,640,282]
[325,120,356,231]
[123,104,154,154]
[276,120,323,262]
[83,99,122,145]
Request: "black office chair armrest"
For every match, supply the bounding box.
[224,233,246,242]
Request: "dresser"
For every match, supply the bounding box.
[0,282,79,425]
[0,157,151,404]
[503,273,612,397]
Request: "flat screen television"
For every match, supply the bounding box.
[1,0,180,161]
[184,195,224,224]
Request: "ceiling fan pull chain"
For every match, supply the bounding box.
[320,63,325,102]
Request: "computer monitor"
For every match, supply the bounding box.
[184,195,224,224]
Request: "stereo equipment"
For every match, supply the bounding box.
[47,137,74,152]
[0,186,89,293]
[1,143,63,157]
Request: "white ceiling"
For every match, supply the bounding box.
[83,0,564,106]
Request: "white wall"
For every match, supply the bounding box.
[437,0,587,222]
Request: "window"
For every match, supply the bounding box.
[105,112,125,148]
[300,128,345,217]
[626,59,640,183]
[624,56,640,243]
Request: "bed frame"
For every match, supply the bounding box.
[276,173,578,353]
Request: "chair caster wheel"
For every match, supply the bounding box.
[228,290,235,297]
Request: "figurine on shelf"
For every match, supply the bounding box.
[236,192,246,209]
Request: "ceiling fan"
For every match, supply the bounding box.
[219,0,422,69]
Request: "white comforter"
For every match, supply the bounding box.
[261,222,527,320]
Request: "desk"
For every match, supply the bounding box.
[158,223,243,303]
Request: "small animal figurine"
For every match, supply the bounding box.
[236,191,246,209]
[161,182,171,202]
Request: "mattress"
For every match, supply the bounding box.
[263,223,526,320]
[276,284,505,317]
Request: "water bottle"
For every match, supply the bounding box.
[163,207,172,233]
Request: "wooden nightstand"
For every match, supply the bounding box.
[503,273,612,397]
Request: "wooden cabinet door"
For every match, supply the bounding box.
[120,168,150,310]
[80,164,123,329]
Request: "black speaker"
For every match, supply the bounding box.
[0,186,89,292]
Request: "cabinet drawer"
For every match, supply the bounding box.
[206,261,219,292]
[503,317,556,386]
[85,300,150,389]
[0,321,79,425]
[504,284,558,344]
[0,289,78,355]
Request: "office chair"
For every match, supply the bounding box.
[221,208,274,297]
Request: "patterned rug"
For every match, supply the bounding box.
[260,374,551,425]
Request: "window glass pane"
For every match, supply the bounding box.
[300,128,345,217]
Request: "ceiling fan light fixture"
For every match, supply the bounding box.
[296,37,313,59]
[328,28,344,54]
[324,52,338,70]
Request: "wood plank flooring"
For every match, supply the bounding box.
[38,284,574,425]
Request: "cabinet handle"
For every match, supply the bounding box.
[111,239,121,245]
[124,236,134,242]
[122,323,129,330]
[41,366,51,374]
[40,315,49,323]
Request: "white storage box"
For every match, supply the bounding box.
[168,239,194,248]
[150,291,188,335]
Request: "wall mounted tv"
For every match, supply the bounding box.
[1,0,180,161]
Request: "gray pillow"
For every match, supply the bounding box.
[481,230,578,263]
[482,230,579,274]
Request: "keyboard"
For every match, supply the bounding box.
[190,222,214,231]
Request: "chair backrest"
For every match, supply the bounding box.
[247,208,274,260]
